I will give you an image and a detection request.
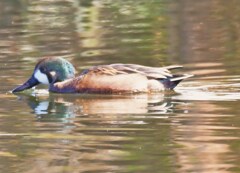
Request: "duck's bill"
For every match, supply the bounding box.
[12,76,39,93]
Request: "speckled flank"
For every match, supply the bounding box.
[50,73,149,94]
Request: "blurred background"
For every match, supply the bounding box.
[0,0,240,173]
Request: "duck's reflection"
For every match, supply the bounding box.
[14,91,176,117]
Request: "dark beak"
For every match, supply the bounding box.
[12,76,39,93]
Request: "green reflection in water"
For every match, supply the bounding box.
[1,0,240,173]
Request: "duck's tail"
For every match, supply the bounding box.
[161,74,193,89]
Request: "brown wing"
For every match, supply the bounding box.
[81,63,183,79]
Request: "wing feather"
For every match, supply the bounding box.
[81,63,181,79]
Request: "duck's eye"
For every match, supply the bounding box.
[39,68,58,84]
[45,72,53,84]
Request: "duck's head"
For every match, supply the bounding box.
[12,57,75,93]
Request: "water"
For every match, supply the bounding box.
[0,0,240,173]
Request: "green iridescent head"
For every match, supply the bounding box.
[12,57,76,92]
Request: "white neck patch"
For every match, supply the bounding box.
[34,69,49,85]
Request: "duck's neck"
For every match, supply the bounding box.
[49,78,78,93]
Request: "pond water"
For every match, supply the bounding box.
[1,0,240,173]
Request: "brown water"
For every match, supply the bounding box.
[1,0,240,173]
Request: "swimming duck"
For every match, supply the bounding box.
[12,57,193,94]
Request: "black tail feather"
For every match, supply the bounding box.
[160,78,182,90]
[160,74,193,89]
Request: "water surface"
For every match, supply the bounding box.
[0,0,240,173]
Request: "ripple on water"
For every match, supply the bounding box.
[175,75,240,101]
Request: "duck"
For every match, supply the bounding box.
[12,57,193,94]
